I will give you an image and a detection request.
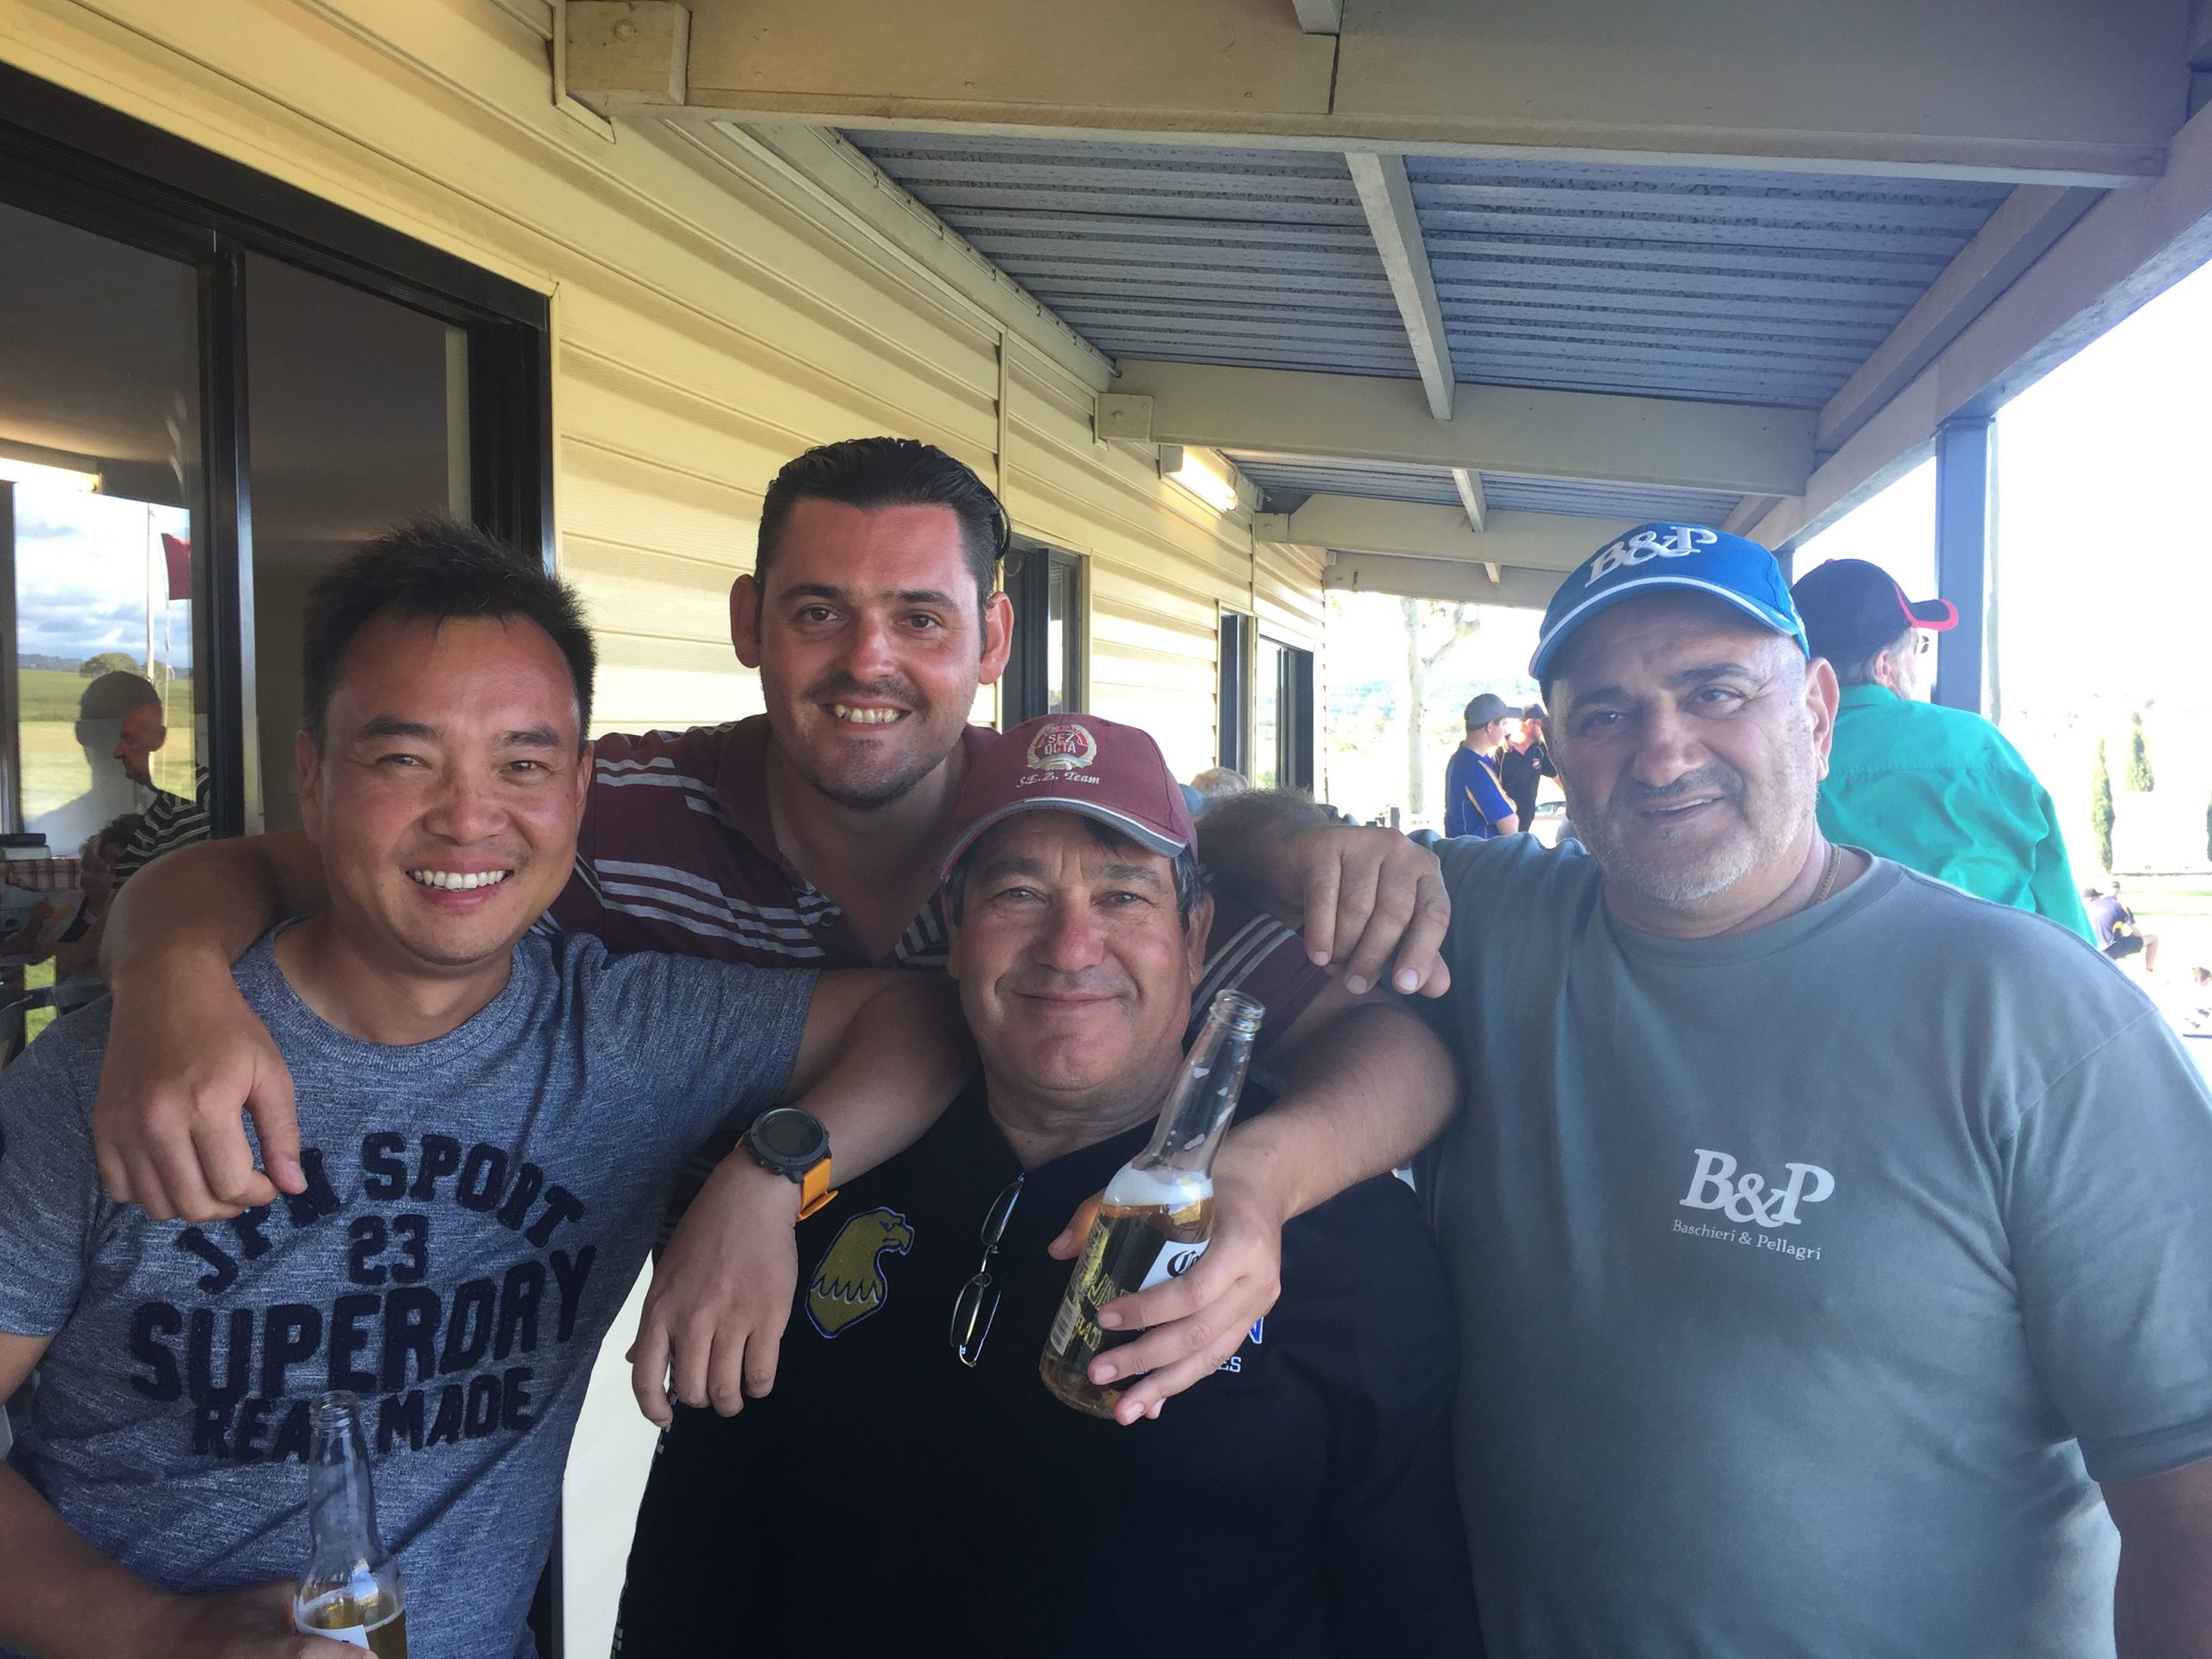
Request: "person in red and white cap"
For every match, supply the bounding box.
[1790,556,2092,939]
[613,712,1473,1659]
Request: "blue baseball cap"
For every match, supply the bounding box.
[1530,523,1808,682]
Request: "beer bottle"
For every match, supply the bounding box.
[295,1391,409,1656]
[1040,988,1264,1417]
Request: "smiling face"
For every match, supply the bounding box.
[945,812,1210,1112]
[731,499,1013,811]
[1548,591,1835,933]
[297,613,591,983]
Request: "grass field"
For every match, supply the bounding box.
[16,666,199,823]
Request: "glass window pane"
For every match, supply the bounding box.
[0,200,205,856]
[1254,637,1284,791]
[246,253,470,830]
[1046,556,1072,714]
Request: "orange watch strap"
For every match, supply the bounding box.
[795,1158,836,1220]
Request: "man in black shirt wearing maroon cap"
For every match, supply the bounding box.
[613,714,1475,1658]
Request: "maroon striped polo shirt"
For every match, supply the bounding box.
[548,716,1328,1233]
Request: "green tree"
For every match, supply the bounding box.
[2126,709,2155,791]
[2090,739,2115,874]
[78,651,138,677]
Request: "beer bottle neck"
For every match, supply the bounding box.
[1131,998,1260,1177]
[305,1398,391,1570]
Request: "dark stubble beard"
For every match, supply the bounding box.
[1569,741,1821,913]
[781,672,957,811]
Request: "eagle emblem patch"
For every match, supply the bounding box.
[806,1207,915,1337]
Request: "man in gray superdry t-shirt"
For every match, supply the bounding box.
[0,525,961,1659]
[1207,523,2212,1659]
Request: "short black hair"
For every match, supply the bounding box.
[944,814,1203,931]
[302,518,595,751]
[755,437,1010,615]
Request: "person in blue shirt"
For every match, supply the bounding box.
[1443,692,1520,837]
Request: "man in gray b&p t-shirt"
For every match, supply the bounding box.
[1207,522,2212,1658]
[0,524,963,1659]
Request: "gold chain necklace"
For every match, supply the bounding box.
[1808,842,1841,908]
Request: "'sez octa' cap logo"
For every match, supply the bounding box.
[1025,718,1099,772]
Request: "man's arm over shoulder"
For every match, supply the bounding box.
[92,830,324,1221]
[1198,791,1454,998]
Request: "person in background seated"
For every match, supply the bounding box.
[2086,882,2159,973]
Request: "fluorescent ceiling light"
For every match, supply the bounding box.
[1160,444,1240,513]
[0,454,101,493]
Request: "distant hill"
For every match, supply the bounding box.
[17,653,81,672]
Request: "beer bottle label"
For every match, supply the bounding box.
[1135,1236,1208,1292]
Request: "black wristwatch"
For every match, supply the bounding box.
[745,1107,836,1218]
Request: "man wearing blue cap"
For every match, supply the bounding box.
[1205,522,2212,1659]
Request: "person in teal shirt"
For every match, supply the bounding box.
[1792,557,2093,941]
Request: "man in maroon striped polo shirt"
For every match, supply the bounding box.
[92,437,1456,1424]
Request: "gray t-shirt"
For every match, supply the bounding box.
[1425,836,2212,1659]
[0,927,814,1659]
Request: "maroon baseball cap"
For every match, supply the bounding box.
[939,714,1196,879]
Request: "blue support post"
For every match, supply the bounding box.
[1934,416,1993,714]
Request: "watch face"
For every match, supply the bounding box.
[753,1108,827,1165]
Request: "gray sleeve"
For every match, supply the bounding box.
[592,952,820,1148]
[2003,1009,2212,1484]
[0,1027,104,1335]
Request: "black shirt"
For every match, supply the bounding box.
[614,1082,1477,1657]
[1497,741,1554,830]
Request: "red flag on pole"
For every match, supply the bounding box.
[161,533,191,601]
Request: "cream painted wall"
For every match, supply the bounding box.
[0,0,1320,785]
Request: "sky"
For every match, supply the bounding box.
[10,486,193,670]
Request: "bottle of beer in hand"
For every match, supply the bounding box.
[1041,988,1264,1417]
[295,1391,409,1656]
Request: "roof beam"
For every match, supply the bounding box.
[623,0,2183,185]
[1814,183,2103,458]
[1110,361,1815,497]
[1323,552,1565,612]
[1748,91,2212,550]
[1290,0,1342,34]
[566,1,690,105]
[1451,467,1487,531]
[1344,152,1453,419]
[1266,494,1633,572]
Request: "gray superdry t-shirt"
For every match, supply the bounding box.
[0,927,814,1659]
[1425,836,2212,1659]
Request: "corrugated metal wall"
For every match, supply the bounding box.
[0,0,1320,785]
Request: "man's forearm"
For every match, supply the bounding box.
[99,832,321,986]
[784,976,972,1183]
[1222,1002,1455,1221]
[0,1461,167,1659]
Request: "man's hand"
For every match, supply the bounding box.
[1286,823,1453,998]
[160,1580,361,1657]
[1046,1160,1288,1427]
[628,1156,801,1427]
[92,951,304,1223]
